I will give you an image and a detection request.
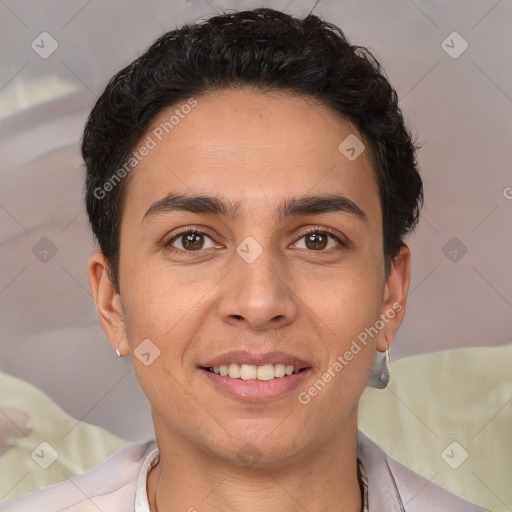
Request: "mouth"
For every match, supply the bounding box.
[199,351,312,401]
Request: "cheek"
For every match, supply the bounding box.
[119,242,192,336]
[315,262,383,328]
[303,300,377,423]
[312,266,382,380]
[119,259,218,407]
[122,281,198,355]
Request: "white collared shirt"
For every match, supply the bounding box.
[134,448,159,512]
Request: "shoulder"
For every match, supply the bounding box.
[357,431,490,511]
[0,440,157,512]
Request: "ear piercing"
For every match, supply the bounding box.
[368,345,391,389]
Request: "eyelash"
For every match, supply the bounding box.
[163,226,348,255]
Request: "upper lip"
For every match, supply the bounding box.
[201,350,312,369]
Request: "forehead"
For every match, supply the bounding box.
[123,88,381,225]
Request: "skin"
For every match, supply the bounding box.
[88,88,410,511]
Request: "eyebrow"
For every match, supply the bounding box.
[142,192,368,225]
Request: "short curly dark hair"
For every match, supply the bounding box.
[82,7,423,292]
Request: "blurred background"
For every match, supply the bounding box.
[0,0,511,442]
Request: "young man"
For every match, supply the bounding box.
[1,7,488,512]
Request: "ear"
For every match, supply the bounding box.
[88,252,130,357]
[376,244,411,353]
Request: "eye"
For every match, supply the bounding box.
[164,228,219,252]
[163,226,347,255]
[292,228,346,252]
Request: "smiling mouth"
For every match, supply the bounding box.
[202,363,308,381]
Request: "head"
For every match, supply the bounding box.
[85,8,422,466]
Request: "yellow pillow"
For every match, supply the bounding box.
[359,344,512,512]
[0,372,127,501]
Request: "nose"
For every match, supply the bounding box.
[216,244,299,332]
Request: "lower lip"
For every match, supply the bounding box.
[200,368,311,402]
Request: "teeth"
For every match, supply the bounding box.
[240,364,257,380]
[256,364,275,381]
[274,364,286,377]
[274,363,286,378]
[228,363,241,379]
[209,363,303,381]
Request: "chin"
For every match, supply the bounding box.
[201,426,309,469]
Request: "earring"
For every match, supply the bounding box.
[367,347,391,389]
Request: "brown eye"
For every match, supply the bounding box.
[292,228,346,252]
[181,232,205,250]
[165,229,218,252]
[305,232,328,250]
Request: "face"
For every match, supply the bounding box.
[89,88,409,467]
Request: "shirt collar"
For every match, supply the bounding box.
[134,447,159,512]
[358,458,370,512]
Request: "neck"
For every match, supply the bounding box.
[147,412,363,512]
